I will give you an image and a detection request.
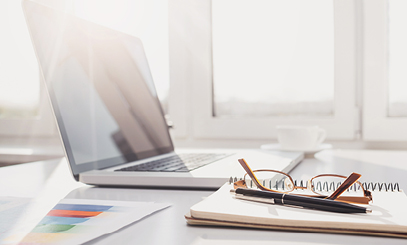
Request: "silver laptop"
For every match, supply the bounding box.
[22,0,303,189]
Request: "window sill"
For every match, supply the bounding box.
[0,136,64,166]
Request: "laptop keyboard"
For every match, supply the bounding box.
[114,153,231,172]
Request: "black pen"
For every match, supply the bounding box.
[231,188,372,214]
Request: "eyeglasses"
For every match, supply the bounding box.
[234,158,372,204]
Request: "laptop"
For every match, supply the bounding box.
[22,0,304,189]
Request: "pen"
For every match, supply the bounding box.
[231,188,372,214]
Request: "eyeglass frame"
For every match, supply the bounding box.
[235,158,373,204]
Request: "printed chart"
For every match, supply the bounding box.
[1,198,170,244]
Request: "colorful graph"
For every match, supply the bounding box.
[17,203,118,244]
[1,198,169,245]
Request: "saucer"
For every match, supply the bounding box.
[260,143,332,154]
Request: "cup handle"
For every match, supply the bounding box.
[316,128,327,146]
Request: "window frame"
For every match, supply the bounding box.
[169,0,358,141]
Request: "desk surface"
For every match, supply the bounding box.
[1,149,407,244]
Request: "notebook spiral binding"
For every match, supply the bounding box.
[228,177,400,192]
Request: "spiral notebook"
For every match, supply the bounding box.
[185,182,407,238]
[227,177,401,193]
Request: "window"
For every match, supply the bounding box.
[3,0,406,148]
[387,0,407,118]
[0,0,54,136]
[363,0,407,141]
[0,4,39,119]
[212,0,334,118]
[169,0,358,140]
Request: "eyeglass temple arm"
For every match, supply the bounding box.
[237,159,264,190]
[326,172,362,200]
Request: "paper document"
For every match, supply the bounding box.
[0,197,170,244]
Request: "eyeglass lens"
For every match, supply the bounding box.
[245,171,295,192]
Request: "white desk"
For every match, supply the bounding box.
[1,149,407,244]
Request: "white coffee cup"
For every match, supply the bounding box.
[276,125,326,151]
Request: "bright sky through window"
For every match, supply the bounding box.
[212,0,334,117]
[388,0,407,117]
[0,0,40,118]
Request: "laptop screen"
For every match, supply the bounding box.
[23,0,174,178]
